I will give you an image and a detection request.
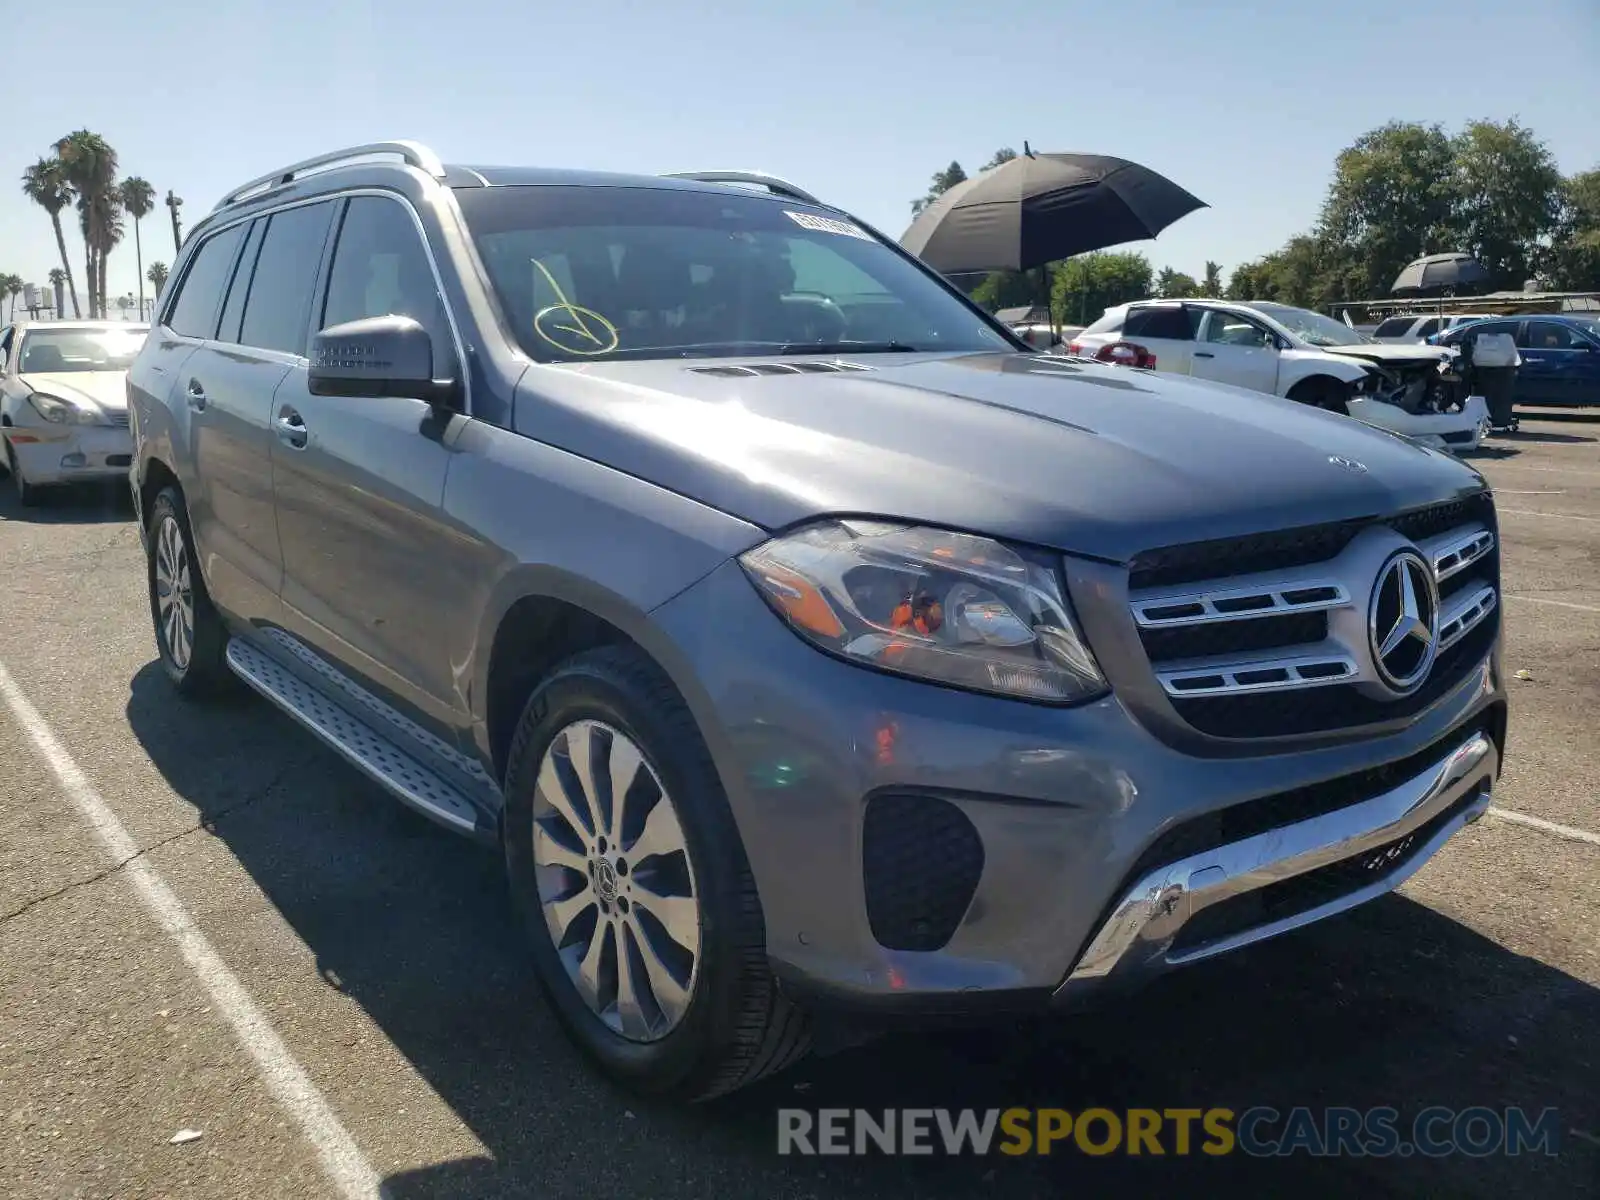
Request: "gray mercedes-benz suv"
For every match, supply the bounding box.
[128,142,1506,1100]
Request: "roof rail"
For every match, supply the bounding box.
[213,141,447,212]
[661,170,824,207]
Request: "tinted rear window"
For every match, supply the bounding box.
[1373,316,1416,338]
[1123,307,1195,340]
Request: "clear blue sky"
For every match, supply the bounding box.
[5,0,1598,310]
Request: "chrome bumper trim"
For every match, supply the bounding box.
[1054,729,1496,1002]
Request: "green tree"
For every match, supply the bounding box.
[1,275,23,320]
[120,176,156,319]
[47,267,67,318]
[1544,168,1600,290]
[147,260,169,296]
[1318,121,1458,298]
[55,131,119,317]
[1201,261,1224,297]
[910,160,968,216]
[20,157,81,318]
[1448,119,1564,288]
[1154,267,1199,298]
[1053,251,1154,325]
[980,147,1018,171]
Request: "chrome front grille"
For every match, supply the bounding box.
[1128,494,1499,738]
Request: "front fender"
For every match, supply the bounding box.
[1277,350,1369,394]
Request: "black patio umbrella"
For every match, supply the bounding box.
[900,146,1208,275]
[1391,252,1491,295]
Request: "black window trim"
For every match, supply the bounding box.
[216,217,269,345]
[159,220,251,340]
[233,199,340,360]
[1124,301,1198,342]
[160,186,473,416]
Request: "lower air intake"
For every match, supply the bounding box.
[862,792,984,952]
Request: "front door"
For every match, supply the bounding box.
[1516,320,1596,407]
[272,194,473,741]
[1192,309,1280,395]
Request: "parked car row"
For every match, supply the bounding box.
[1431,314,1600,408]
[1068,299,1492,452]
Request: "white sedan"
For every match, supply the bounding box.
[1070,300,1490,453]
[0,321,148,505]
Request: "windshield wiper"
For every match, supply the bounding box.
[775,340,922,355]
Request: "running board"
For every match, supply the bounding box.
[225,638,482,837]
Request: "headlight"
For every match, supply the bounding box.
[27,393,104,425]
[739,520,1108,704]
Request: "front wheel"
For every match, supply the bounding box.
[1287,377,1351,414]
[502,646,810,1100]
[146,487,234,697]
[5,440,41,507]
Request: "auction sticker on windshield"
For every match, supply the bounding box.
[784,211,874,241]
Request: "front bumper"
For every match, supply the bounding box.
[650,559,1506,1014]
[4,422,134,485]
[1347,395,1490,453]
[1055,728,1494,1004]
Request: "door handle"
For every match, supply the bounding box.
[1194,351,1215,358]
[275,408,308,450]
[186,379,208,412]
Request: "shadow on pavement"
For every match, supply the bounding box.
[0,473,134,524]
[122,664,1598,1200]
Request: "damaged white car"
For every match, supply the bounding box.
[1070,299,1491,453]
[0,321,147,505]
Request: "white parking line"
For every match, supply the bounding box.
[1487,807,1600,848]
[1496,507,1600,524]
[1505,594,1600,615]
[0,660,383,1200]
[1482,461,1600,481]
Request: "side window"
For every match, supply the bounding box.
[1521,321,1584,350]
[166,224,247,339]
[216,220,267,345]
[238,201,336,355]
[1373,316,1415,338]
[321,196,456,371]
[1463,320,1517,341]
[1413,318,1441,339]
[1079,308,1125,337]
[0,327,13,373]
[1123,307,1194,340]
[1202,311,1272,347]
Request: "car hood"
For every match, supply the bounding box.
[18,370,128,412]
[1316,343,1453,366]
[513,352,1484,562]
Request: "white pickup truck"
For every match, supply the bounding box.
[1070,299,1491,452]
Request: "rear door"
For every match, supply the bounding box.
[134,219,296,625]
[1192,308,1280,394]
[1516,320,1595,406]
[271,192,471,746]
[1121,305,1198,373]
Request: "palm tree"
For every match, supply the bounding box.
[146,260,169,312]
[48,267,67,318]
[2,275,23,321]
[21,157,81,318]
[120,177,155,323]
[55,131,118,317]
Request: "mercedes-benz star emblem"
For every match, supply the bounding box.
[1328,455,1368,474]
[1368,550,1440,694]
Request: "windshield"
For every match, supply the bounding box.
[455,185,1012,363]
[17,326,147,374]
[1249,302,1373,347]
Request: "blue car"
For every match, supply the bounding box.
[1432,314,1600,408]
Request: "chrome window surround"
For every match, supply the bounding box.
[1132,522,1497,701]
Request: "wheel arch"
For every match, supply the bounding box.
[474,565,731,795]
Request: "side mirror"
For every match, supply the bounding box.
[308,315,458,405]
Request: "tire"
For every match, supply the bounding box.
[146,487,234,697]
[502,645,810,1101]
[5,440,41,507]
[1288,377,1350,414]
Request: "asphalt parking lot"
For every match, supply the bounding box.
[1,413,1597,1200]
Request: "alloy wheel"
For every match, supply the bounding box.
[533,719,701,1042]
[153,514,194,671]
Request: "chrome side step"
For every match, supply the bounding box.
[225,638,482,836]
